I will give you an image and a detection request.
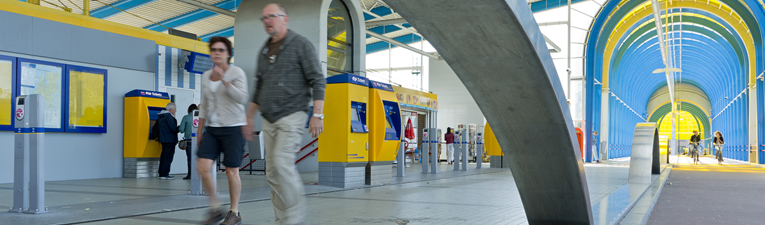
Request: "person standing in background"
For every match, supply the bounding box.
[179,104,197,180]
[592,131,600,163]
[445,127,455,164]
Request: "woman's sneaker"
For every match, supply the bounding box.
[221,211,242,225]
[201,208,226,225]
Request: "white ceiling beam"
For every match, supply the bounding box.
[538,21,568,26]
[365,30,441,59]
[366,18,408,28]
[363,9,421,38]
[543,34,561,53]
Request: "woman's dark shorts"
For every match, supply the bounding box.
[198,126,245,168]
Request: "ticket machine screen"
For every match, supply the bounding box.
[385,115,394,129]
[350,102,368,133]
[351,108,360,121]
[148,106,164,140]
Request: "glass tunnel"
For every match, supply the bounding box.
[585,0,764,164]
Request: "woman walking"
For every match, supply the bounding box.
[713,131,725,165]
[196,36,250,225]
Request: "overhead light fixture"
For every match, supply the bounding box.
[652,68,682,73]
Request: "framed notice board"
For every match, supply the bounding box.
[65,65,107,133]
[0,55,16,131]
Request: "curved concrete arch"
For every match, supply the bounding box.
[384,0,591,224]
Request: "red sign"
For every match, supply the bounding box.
[15,108,24,121]
[192,118,199,128]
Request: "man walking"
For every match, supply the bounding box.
[246,4,326,224]
[157,102,179,179]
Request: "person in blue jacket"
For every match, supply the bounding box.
[157,102,179,179]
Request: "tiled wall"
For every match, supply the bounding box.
[156,45,202,104]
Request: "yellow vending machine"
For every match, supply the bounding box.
[319,74,369,188]
[484,122,507,168]
[367,81,401,185]
[123,90,171,178]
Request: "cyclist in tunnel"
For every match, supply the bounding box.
[689,130,701,164]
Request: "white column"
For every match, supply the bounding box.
[749,85,757,163]
[600,88,609,161]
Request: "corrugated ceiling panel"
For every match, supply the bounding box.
[105,0,223,28]
[175,12,234,37]
[39,0,121,15]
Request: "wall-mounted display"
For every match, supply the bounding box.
[67,65,107,133]
[0,55,108,133]
[0,55,15,130]
[18,58,65,132]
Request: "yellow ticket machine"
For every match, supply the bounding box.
[318,74,369,188]
[484,122,508,168]
[123,90,171,178]
[367,80,401,185]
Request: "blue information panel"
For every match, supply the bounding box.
[184,52,213,74]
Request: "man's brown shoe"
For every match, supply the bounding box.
[221,211,242,225]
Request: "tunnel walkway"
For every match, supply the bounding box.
[648,156,765,225]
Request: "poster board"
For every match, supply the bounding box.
[0,55,15,130]
[18,58,65,132]
[66,65,107,133]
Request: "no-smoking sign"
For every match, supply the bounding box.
[15,108,24,121]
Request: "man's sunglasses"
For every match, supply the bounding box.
[260,14,285,21]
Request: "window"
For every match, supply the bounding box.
[327,0,353,76]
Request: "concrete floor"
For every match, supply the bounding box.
[0,162,506,224]
[0,160,639,225]
[648,156,765,225]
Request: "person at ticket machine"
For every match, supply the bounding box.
[179,104,198,180]
[154,102,179,179]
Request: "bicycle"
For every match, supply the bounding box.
[689,143,700,165]
[714,143,725,165]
